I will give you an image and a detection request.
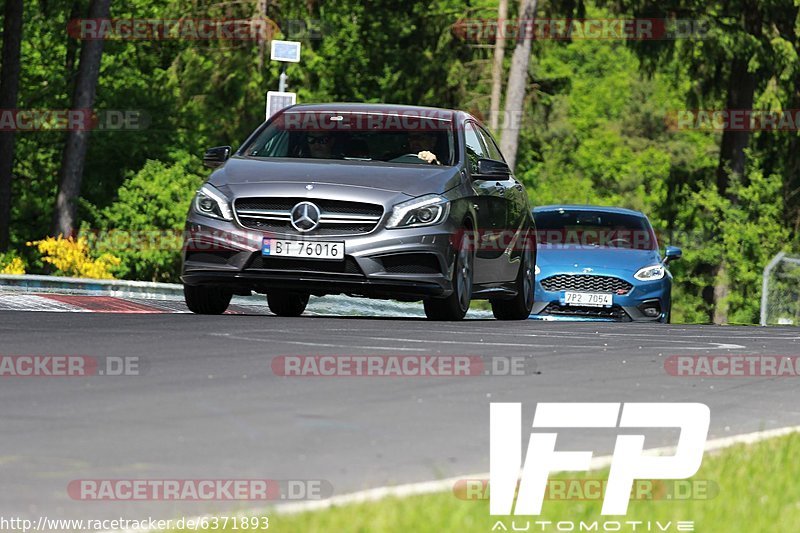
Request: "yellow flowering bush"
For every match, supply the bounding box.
[27,236,121,279]
[0,256,26,275]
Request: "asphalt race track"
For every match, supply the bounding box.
[1,310,799,523]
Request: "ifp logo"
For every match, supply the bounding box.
[490,403,710,515]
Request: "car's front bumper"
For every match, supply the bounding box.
[180,214,458,300]
[531,275,670,322]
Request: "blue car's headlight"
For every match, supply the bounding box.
[194,184,233,221]
[634,264,665,281]
[534,264,540,275]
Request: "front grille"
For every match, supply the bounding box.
[247,255,363,275]
[235,197,383,236]
[542,302,630,321]
[379,253,441,275]
[540,274,633,294]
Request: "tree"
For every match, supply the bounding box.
[603,0,792,323]
[51,0,111,237]
[0,0,23,251]
[499,0,538,170]
[489,0,508,130]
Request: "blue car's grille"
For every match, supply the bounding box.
[542,302,631,321]
[540,274,633,294]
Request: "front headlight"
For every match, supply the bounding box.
[386,194,450,229]
[194,184,233,221]
[634,264,665,281]
[534,264,541,275]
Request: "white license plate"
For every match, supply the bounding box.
[262,238,344,261]
[563,291,613,307]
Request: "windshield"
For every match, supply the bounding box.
[241,110,456,166]
[534,209,657,250]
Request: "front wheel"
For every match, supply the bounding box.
[184,284,233,315]
[267,291,310,317]
[491,245,534,320]
[424,230,473,321]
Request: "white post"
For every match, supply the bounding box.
[278,64,287,93]
[760,251,786,326]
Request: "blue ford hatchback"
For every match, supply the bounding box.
[531,205,681,322]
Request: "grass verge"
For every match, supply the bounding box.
[172,432,800,533]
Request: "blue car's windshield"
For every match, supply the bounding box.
[241,110,455,166]
[534,209,657,250]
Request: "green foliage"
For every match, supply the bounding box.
[3,0,800,322]
[0,251,26,275]
[84,153,203,282]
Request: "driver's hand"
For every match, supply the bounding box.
[417,151,440,165]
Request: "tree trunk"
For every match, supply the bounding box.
[65,0,83,76]
[489,0,508,131]
[51,0,111,238]
[0,0,23,252]
[714,57,756,197]
[498,0,537,170]
[787,72,800,235]
[707,56,756,324]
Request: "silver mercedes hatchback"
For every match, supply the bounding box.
[181,103,535,320]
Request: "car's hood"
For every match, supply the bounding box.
[536,246,662,274]
[209,156,461,197]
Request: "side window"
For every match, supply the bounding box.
[464,122,487,174]
[477,126,504,162]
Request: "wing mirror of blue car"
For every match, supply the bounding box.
[476,158,511,177]
[663,245,683,264]
[203,146,232,169]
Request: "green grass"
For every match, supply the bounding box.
[172,433,800,533]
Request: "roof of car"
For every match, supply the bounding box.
[283,103,460,121]
[533,204,646,217]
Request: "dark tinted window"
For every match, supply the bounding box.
[477,125,504,162]
[534,209,657,250]
[464,122,487,174]
[241,111,455,166]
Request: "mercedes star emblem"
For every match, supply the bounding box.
[290,201,321,232]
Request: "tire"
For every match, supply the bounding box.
[491,242,534,320]
[424,229,473,321]
[267,291,310,317]
[183,284,233,315]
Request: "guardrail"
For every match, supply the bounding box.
[0,274,493,317]
[0,274,184,299]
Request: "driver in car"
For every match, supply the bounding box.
[307,132,334,159]
[407,131,441,165]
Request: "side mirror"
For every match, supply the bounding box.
[476,158,511,177]
[664,245,682,264]
[203,146,231,169]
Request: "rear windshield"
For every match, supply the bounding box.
[534,209,657,250]
[241,110,455,166]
